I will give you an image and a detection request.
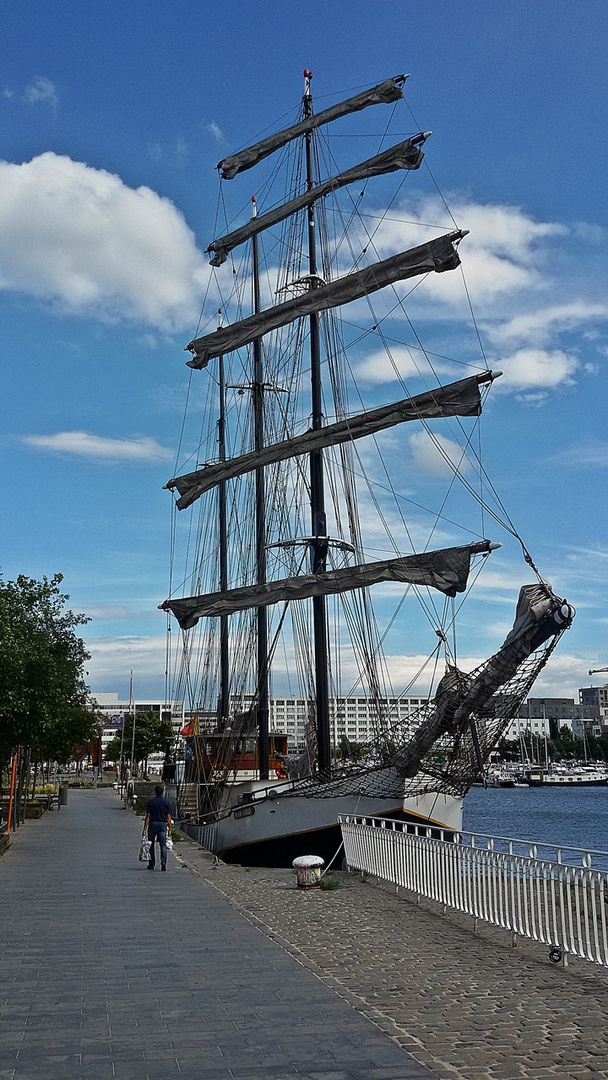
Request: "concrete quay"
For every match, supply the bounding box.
[2,790,608,1080]
[0,787,435,1080]
[175,829,608,1080]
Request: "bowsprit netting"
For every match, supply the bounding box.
[284,582,575,801]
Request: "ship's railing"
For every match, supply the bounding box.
[338,815,608,969]
[175,778,296,825]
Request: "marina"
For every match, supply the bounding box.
[483,761,608,789]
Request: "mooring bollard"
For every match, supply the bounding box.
[292,854,324,889]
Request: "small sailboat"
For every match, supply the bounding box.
[161,71,574,865]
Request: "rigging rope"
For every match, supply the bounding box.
[167,77,551,783]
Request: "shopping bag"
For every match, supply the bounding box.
[139,836,151,861]
[166,837,174,851]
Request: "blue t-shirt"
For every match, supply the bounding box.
[146,795,172,823]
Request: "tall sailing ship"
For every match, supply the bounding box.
[161,71,574,866]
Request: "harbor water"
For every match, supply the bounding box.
[464,783,608,853]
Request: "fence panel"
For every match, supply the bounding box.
[339,815,608,968]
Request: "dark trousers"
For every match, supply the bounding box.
[147,822,167,867]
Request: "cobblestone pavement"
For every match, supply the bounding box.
[174,833,608,1080]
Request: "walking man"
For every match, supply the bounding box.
[143,783,173,871]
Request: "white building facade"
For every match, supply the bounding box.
[89,693,185,757]
[226,693,429,753]
[502,713,552,740]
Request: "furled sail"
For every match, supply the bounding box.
[217,76,407,180]
[161,544,481,629]
[392,583,576,779]
[187,232,464,369]
[207,137,428,267]
[167,372,499,510]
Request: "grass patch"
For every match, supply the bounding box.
[319,876,341,891]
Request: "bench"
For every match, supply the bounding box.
[32,793,60,811]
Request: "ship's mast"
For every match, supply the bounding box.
[252,199,270,779]
[303,69,331,774]
[217,315,230,729]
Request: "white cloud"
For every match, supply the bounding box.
[497,348,579,392]
[83,605,131,619]
[565,543,608,560]
[175,137,189,161]
[343,196,608,399]
[86,634,167,690]
[449,199,566,263]
[471,566,533,595]
[572,222,607,244]
[370,197,565,311]
[0,152,208,330]
[389,649,585,700]
[146,138,189,164]
[23,431,172,463]
[527,652,589,699]
[204,121,224,143]
[352,345,436,384]
[490,301,608,349]
[408,430,473,477]
[550,439,608,468]
[23,76,58,107]
[1,159,606,405]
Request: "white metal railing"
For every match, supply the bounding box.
[338,815,608,968]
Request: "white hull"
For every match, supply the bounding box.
[176,777,462,867]
[526,770,608,788]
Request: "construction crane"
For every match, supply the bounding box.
[588,667,608,676]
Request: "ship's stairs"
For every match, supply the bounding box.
[177,783,199,822]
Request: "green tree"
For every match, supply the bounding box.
[104,711,173,775]
[335,735,372,761]
[0,573,94,774]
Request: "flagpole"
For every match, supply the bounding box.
[129,669,136,777]
[118,707,126,800]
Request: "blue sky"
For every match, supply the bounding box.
[1,0,607,701]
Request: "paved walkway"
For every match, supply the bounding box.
[0,789,435,1080]
[182,838,608,1080]
[4,792,608,1080]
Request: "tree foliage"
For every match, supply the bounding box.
[0,573,95,762]
[334,735,372,761]
[498,725,608,764]
[103,711,173,769]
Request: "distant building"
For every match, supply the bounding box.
[185,693,429,754]
[579,685,608,723]
[92,689,607,760]
[504,697,593,741]
[504,713,551,740]
[89,693,185,758]
[572,717,602,741]
[521,697,589,723]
